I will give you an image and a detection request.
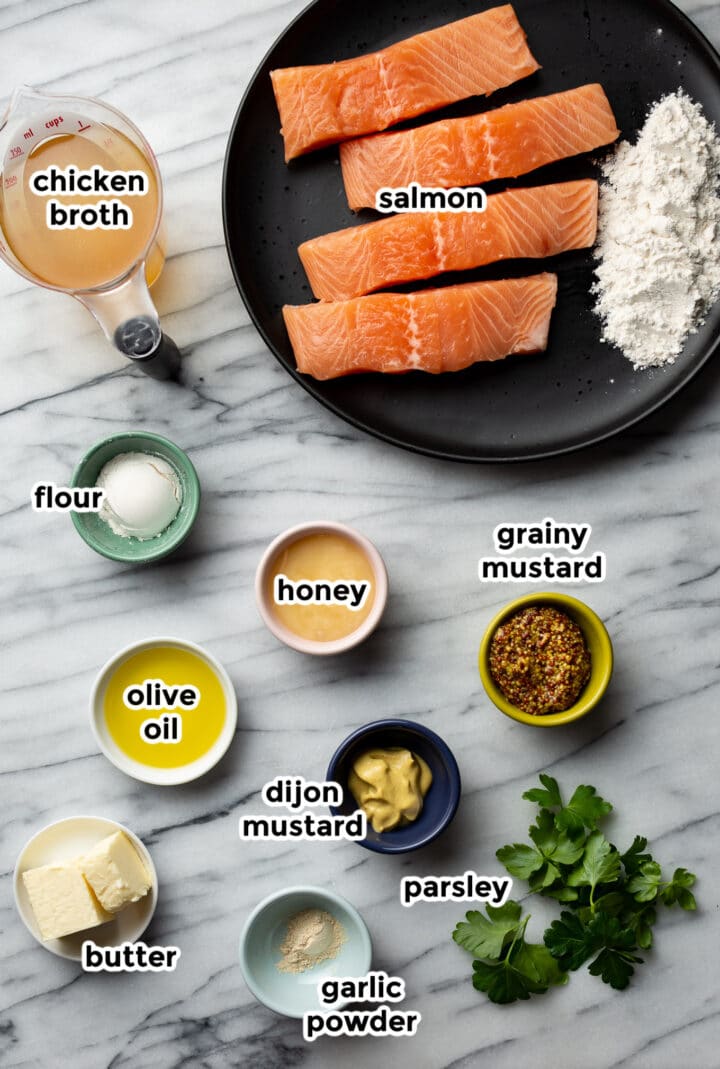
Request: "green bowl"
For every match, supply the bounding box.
[478,592,613,727]
[71,432,200,564]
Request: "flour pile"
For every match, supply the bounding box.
[593,90,720,369]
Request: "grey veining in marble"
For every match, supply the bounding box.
[1,1,719,1067]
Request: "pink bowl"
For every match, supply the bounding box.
[255,521,388,655]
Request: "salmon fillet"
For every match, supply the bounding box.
[340,84,619,209]
[270,5,540,161]
[299,180,597,302]
[283,273,558,379]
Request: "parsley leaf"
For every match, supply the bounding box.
[471,958,530,1004]
[544,911,597,970]
[627,860,697,910]
[471,957,538,1004]
[522,773,563,809]
[530,809,587,866]
[588,947,639,989]
[625,904,657,949]
[471,919,567,1004]
[556,784,613,835]
[543,885,580,903]
[453,902,523,960]
[661,868,697,911]
[546,911,643,988]
[592,891,625,916]
[621,836,652,878]
[527,863,563,891]
[497,809,585,891]
[567,831,621,897]
[523,775,612,834]
[585,913,644,991]
[512,941,567,991]
[628,861,663,902]
[496,842,546,880]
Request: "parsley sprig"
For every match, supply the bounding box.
[453,776,697,1003]
[454,901,567,1003]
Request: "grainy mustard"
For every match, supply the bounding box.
[489,606,591,715]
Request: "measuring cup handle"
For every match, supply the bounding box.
[133,332,182,381]
[113,317,182,381]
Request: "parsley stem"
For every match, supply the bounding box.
[507,915,530,957]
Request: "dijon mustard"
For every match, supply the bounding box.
[348,748,433,833]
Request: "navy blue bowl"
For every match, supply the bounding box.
[326,719,461,854]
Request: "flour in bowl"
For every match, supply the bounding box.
[593,90,720,369]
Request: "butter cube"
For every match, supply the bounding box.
[22,864,112,941]
[77,832,151,913]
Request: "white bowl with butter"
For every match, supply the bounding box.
[255,522,388,655]
[14,816,157,960]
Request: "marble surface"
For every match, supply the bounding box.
[1,1,720,1066]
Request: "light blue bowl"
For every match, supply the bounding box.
[239,886,372,1019]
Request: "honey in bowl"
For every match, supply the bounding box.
[267,531,376,643]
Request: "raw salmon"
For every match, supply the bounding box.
[283,273,558,379]
[270,5,540,161]
[340,84,619,209]
[299,179,597,301]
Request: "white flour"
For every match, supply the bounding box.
[593,90,720,369]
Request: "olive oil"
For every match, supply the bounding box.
[103,645,227,770]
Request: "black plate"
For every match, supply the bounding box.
[223,0,720,461]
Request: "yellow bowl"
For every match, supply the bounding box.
[478,593,613,727]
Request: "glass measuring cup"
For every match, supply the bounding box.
[0,86,179,380]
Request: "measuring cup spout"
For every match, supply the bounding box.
[77,267,181,381]
[1,85,48,132]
